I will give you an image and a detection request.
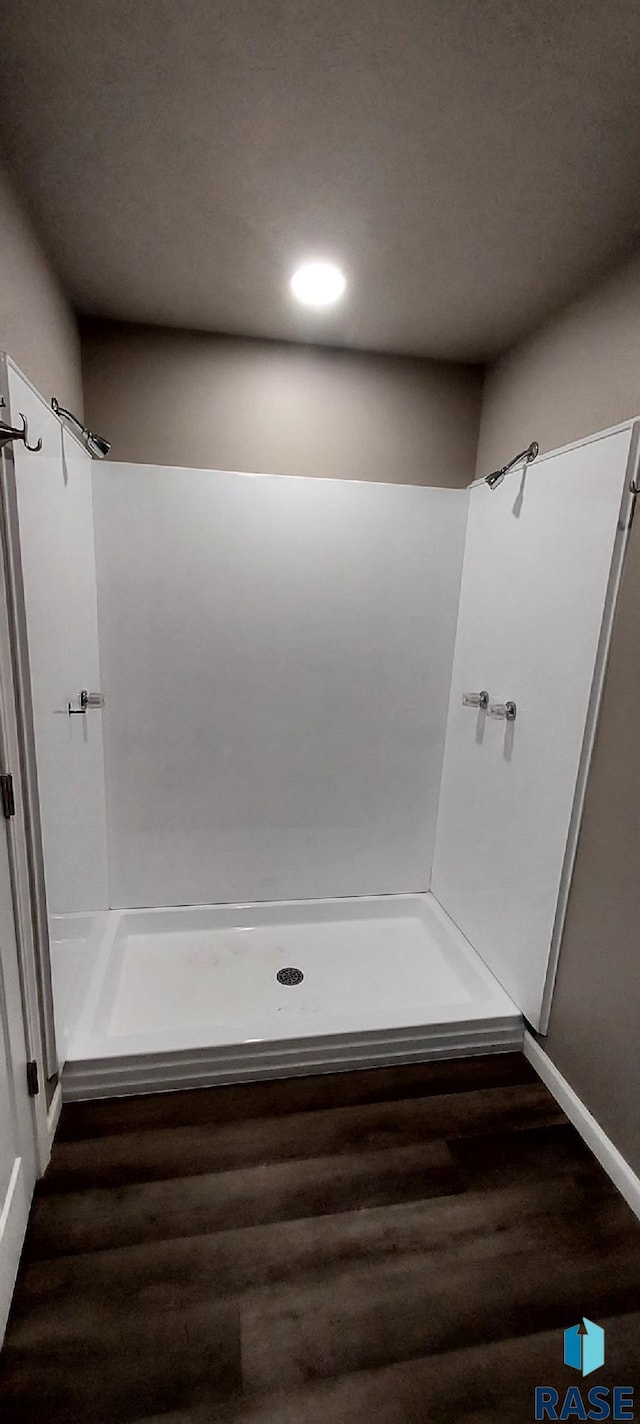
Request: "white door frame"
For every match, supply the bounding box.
[0,359,58,1085]
[0,373,59,1175]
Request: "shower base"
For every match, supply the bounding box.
[53,893,522,1101]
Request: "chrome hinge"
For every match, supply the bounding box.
[26,1060,39,1097]
[0,773,15,819]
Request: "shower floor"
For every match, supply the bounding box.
[53,893,522,1100]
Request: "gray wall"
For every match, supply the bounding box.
[0,160,82,412]
[81,321,483,486]
[478,250,640,1174]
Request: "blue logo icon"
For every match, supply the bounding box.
[534,1318,633,1420]
[564,1319,605,1377]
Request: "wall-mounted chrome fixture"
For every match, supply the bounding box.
[68,690,105,716]
[0,412,42,454]
[51,398,111,460]
[488,700,517,722]
[470,441,539,492]
[462,690,517,721]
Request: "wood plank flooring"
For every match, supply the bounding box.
[1,1053,639,1422]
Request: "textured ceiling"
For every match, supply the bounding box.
[3,0,640,360]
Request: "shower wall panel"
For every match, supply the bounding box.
[432,424,636,1029]
[6,362,109,914]
[93,466,467,907]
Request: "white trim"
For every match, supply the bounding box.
[0,1158,29,1344]
[524,1032,640,1223]
[470,414,640,488]
[63,1017,523,1101]
[3,354,88,458]
[0,357,59,1081]
[46,1079,63,1143]
[0,356,56,1172]
[0,1159,22,1242]
[102,458,471,492]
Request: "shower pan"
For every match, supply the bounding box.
[1,353,638,1102]
[56,895,520,1100]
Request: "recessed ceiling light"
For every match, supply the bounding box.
[290,261,347,308]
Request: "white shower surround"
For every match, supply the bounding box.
[6,355,639,1099]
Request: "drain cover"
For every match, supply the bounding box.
[276,967,304,986]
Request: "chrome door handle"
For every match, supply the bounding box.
[462,690,489,710]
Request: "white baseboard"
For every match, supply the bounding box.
[31,1078,64,1178]
[524,1031,640,1223]
[47,1079,62,1142]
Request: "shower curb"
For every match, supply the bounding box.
[62,1017,523,1101]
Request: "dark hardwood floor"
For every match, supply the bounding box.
[1,1053,639,1422]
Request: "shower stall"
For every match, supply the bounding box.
[1,354,637,1099]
